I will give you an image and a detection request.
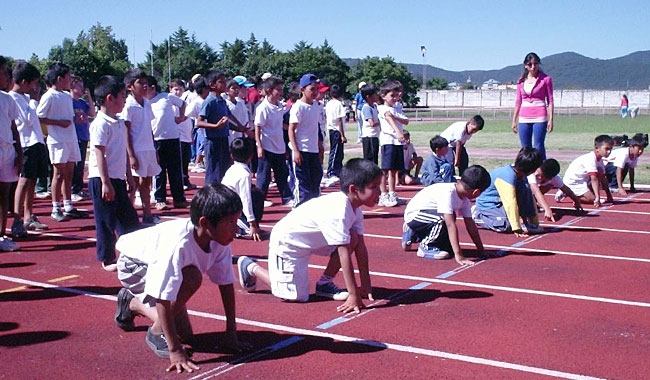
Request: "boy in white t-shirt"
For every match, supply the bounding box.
[185,77,209,173]
[88,76,140,271]
[528,158,583,222]
[170,79,195,191]
[359,84,380,164]
[9,61,48,238]
[0,56,23,251]
[324,84,347,186]
[237,158,381,313]
[440,115,484,176]
[224,79,251,142]
[377,80,408,207]
[114,184,249,372]
[36,63,87,222]
[604,134,646,195]
[399,130,423,185]
[121,69,161,225]
[556,135,614,207]
[403,165,491,263]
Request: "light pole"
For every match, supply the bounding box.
[421,45,426,89]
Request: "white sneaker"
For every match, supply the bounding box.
[377,193,388,207]
[384,192,398,207]
[325,176,339,187]
[554,190,566,202]
[0,236,19,252]
[263,200,273,208]
[71,193,84,202]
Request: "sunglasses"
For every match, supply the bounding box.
[526,62,540,67]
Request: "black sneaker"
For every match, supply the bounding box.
[114,288,135,331]
[64,208,89,219]
[146,327,170,358]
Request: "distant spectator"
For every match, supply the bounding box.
[621,94,628,118]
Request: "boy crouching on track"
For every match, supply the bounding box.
[114,184,249,373]
[402,165,491,264]
[237,158,381,314]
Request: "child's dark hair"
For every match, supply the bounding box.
[226,79,240,90]
[540,159,560,179]
[460,165,491,191]
[70,75,83,88]
[264,76,283,92]
[12,61,40,84]
[379,80,401,96]
[469,115,485,130]
[147,76,160,92]
[330,84,343,98]
[360,83,377,101]
[169,78,185,89]
[0,56,7,68]
[430,135,448,151]
[206,70,225,85]
[514,147,543,174]
[193,77,208,94]
[340,158,382,194]
[288,82,301,101]
[594,135,613,147]
[403,130,410,138]
[94,75,125,106]
[230,137,254,163]
[123,68,148,86]
[44,62,70,86]
[190,183,243,227]
[629,133,649,148]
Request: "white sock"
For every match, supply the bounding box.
[52,202,61,211]
[63,200,73,212]
[247,262,260,276]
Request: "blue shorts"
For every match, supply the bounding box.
[381,144,405,171]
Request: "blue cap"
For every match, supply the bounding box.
[233,75,254,88]
[299,73,320,88]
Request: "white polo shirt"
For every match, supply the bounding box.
[149,93,183,140]
[325,98,346,131]
[175,106,193,143]
[120,95,155,152]
[404,182,472,223]
[116,218,235,302]
[527,173,564,189]
[361,103,379,138]
[185,96,205,120]
[36,88,77,144]
[378,104,405,146]
[255,97,286,154]
[441,121,472,163]
[288,99,320,153]
[225,96,249,140]
[1,91,21,144]
[270,191,364,259]
[604,147,639,169]
[88,111,128,180]
[563,151,605,187]
[221,161,255,222]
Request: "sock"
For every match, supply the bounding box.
[52,202,61,211]
[247,262,260,276]
[63,200,74,212]
[317,274,334,285]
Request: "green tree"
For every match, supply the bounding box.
[347,56,420,106]
[461,82,475,90]
[279,40,349,93]
[426,77,448,90]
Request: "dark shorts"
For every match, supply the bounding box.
[381,144,405,171]
[22,143,49,179]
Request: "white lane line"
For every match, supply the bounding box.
[551,206,650,216]
[0,274,606,380]
[538,223,650,235]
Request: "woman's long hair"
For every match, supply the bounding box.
[518,52,543,83]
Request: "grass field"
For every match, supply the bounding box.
[332,114,650,182]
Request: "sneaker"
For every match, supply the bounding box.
[51,209,70,222]
[146,327,170,358]
[416,245,450,260]
[11,218,28,238]
[191,163,206,173]
[24,216,48,231]
[324,176,339,187]
[155,202,168,211]
[524,221,544,235]
[236,219,252,239]
[281,199,296,208]
[237,256,257,292]
[554,190,566,202]
[401,222,413,251]
[263,200,273,208]
[173,200,189,209]
[102,261,118,272]
[71,193,84,202]
[471,205,478,220]
[384,193,398,207]
[183,183,197,191]
[377,193,389,207]
[315,281,349,301]
[64,208,89,219]
[114,288,135,331]
[0,236,19,252]
[142,215,162,225]
[35,191,51,199]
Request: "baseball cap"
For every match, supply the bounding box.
[261,72,272,80]
[318,82,330,93]
[191,74,202,83]
[299,73,320,88]
[233,75,254,88]
[358,81,367,89]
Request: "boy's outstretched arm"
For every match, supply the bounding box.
[615,167,628,195]
[464,217,493,258]
[218,283,249,352]
[629,168,636,192]
[352,234,373,300]
[336,244,364,314]
[529,182,555,222]
[156,300,199,373]
[560,185,584,212]
[444,213,474,266]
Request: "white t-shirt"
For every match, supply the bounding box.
[116,218,235,302]
[325,98,346,131]
[403,142,416,170]
[378,104,405,146]
[404,183,472,223]
[1,91,19,144]
[149,93,184,140]
[527,173,564,189]
[604,147,639,169]
[221,161,255,222]
[441,121,471,163]
[88,112,128,180]
[36,88,77,144]
[9,91,44,147]
[175,106,193,143]
[185,96,205,120]
[288,99,321,153]
[361,103,380,138]
[563,151,605,187]
[120,95,155,152]
[225,96,249,140]
[270,192,364,258]
[254,97,286,154]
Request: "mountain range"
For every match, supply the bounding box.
[344,51,650,90]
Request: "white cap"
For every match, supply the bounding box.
[358,81,367,89]
[261,72,272,80]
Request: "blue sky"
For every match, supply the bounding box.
[1,0,648,71]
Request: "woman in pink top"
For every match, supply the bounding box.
[621,94,629,118]
[511,52,554,160]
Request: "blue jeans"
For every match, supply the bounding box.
[518,121,547,160]
[204,137,231,185]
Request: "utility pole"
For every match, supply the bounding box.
[150,30,154,76]
[421,45,427,89]
[167,39,171,84]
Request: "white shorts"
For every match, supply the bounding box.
[48,141,81,164]
[566,181,590,197]
[0,142,19,183]
[268,249,312,302]
[131,150,161,178]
